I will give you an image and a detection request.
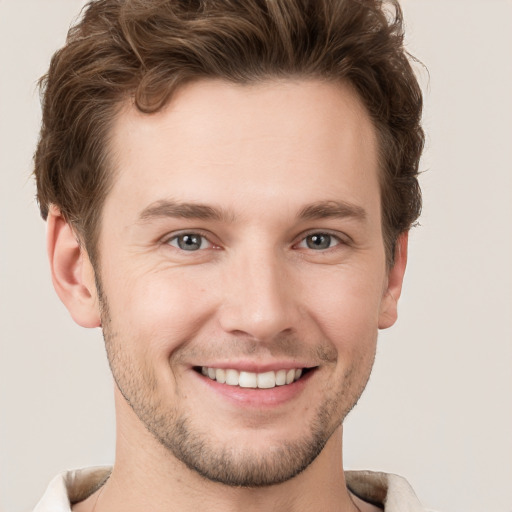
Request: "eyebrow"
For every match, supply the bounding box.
[138,200,235,223]
[298,200,367,222]
[138,199,367,223]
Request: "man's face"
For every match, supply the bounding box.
[95,79,399,486]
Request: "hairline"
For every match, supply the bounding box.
[82,75,399,271]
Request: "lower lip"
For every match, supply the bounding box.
[194,369,315,408]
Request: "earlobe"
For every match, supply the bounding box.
[378,232,408,330]
[47,206,101,328]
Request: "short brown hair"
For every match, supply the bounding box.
[34,0,423,266]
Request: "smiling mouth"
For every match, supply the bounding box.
[194,366,315,389]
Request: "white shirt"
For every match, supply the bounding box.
[33,466,430,511]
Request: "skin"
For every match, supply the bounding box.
[48,79,407,512]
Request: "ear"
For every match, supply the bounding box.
[47,206,101,328]
[378,232,408,330]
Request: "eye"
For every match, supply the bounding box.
[166,233,212,251]
[297,233,341,250]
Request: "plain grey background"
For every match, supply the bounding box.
[1,1,511,511]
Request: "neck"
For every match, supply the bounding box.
[76,393,361,512]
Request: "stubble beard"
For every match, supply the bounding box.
[143,391,345,487]
[97,280,374,488]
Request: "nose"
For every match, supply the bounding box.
[217,248,301,342]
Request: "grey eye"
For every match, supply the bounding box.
[168,233,208,251]
[304,233,337,250]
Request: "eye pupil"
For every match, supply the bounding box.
[307,234,331,250]
[178,234,202,251]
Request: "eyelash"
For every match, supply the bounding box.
[296,232,343,251]
[164,230,346,253]
[165,231,217,252]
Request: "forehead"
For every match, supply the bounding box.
[106,79,380,226]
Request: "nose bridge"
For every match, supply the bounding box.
[218,242,298,340]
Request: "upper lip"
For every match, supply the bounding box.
[192,360,318,373]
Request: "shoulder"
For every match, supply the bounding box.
[346,470,437,512]
[32,467,112,512]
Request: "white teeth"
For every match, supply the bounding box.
[257,371,276,389]
[239,371,257,388]
[200,367,306,388]
[275,369,287,386]
[215,368,226,384]
[225,369,239,386]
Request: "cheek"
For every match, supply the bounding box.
[103,265,217,352]
[304,264,386,339]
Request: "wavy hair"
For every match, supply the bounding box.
[34,0,424,266]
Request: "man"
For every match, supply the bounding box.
[33,0,427,510]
